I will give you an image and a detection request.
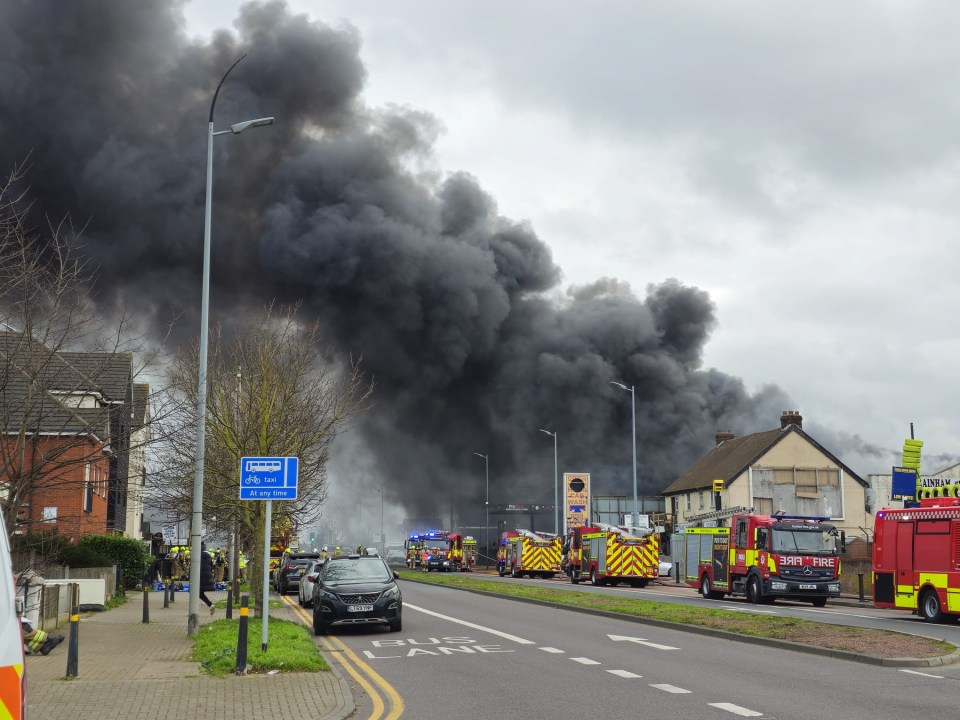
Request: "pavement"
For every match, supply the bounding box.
[24,588,355,720]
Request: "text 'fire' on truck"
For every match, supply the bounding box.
[497,529,562,579]
[683,510,845,606]
[563,523,660,587]
[873,497,960,622]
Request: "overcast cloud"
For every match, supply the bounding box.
[182,2,960,478]
[7,1,958,538]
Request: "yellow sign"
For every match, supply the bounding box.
[712,478,724,493]
[565,473,591,529]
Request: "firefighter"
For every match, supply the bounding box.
[334,546,342,558]
[22,618,63,655]
[321,546,330,562]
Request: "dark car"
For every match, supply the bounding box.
[312,555,402,635]
[275,552,321,593]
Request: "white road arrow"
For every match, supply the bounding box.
[607,634,679,650]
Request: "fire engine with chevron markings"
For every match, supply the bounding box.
[684,508,844,606]
[873,498,960,622]
[564,523,660,587]
[497,529,562,579]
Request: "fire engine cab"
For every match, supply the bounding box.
[420,531,453,572]
[874,498,960,622]
[564,523,660,587]
[684,509,844,606]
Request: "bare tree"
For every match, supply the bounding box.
[152,305,372,604]
[0,160,172,546]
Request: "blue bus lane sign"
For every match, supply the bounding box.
[240,457,299,500]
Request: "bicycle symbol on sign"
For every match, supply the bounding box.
[246,475,261,485]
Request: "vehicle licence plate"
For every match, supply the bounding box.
[799,584,817,590]
[347,604,374,612]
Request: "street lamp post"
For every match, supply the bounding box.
[473,452,488,566]
[538,429,559,535]
[188,55,274,635]
[375,485,385,557]
[610,381,638,531]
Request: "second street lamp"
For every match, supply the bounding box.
[538,429,559,535]
[610,380,638,531]
[188,54,274,636]
[473,452,488,566]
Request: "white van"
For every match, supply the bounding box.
[0,512,25,717]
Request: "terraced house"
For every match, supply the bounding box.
[0,331,149,541]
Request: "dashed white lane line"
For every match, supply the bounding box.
[899,668,944,679]
[650,683,691,694]
[540,647,565,654]
[571,657,601,665]
[403,602,535,644]
[708,702,764,717]
[607,669,641,678]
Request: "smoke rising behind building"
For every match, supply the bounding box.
[1,1,799,520]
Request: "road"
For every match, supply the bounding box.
[467,571,960,645]
[283,579,960,720]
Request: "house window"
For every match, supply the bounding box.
[698,491,705,510]
[84,483,93,512]
[43,506,57,523]
[685,494,691,512]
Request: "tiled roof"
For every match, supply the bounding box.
[0,331,121,438]
[661,425,867,495]
[132,384,149,428]
[58,352,133,402]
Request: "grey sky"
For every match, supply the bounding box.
[182,1,960,482]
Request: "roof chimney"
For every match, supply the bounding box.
[715,430,735,446]
[780,410,802,429]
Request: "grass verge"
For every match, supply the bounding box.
[398,570,955,659]
[191,616,330,675]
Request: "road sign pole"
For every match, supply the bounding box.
[262,499,272,651]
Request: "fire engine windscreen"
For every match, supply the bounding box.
[770,525,838,555]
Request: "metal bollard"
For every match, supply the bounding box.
[858,572,865,602]
[169,580,175,604]
[226,587,233,620]
[142,587,150,623]
[235,595,249,676]
[65,603,79,678]
[163,577,169,609]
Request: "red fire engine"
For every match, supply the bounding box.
[564,523,660,587]
[874,498,960,622]
[685,510,844,606]
[497,530,562,579]
[447,534,477,571]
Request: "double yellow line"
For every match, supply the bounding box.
[281,595,404,719]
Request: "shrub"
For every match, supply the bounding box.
[78,535,149,589]
[57,544,112,568]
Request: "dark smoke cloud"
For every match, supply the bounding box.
[0,0,794,520]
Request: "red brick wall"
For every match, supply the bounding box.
[2,435,110,540]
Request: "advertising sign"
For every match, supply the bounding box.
[564,472,591,529]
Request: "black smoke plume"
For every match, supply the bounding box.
[0,1,792,521]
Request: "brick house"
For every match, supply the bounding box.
[0,332,144,540]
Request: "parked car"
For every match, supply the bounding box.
[385,550,406,566]
[298,560,325,608]
[658,556,673,578]
[275,552,321,593]
[273,550,319,590]
[312,554,402,635]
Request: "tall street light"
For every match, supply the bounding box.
[374,485,385,557]
[538,429,559,535]
[473,452,488,566]
[188,55,274,636]
[610,381,638,531]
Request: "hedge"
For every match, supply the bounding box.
[78,534,149,589]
